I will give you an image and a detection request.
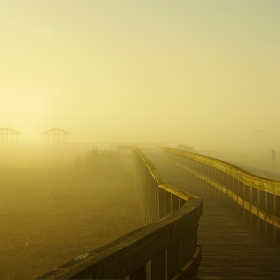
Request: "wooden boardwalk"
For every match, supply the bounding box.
[142,149,280,279]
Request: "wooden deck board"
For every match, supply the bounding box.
[142,150,280,279]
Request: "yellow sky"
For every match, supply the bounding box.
[1,1,279,153]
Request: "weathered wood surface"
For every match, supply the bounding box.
[38,148,202,280]
[158,152,280,234]
[142,149,280,280]
[38,199,201,279]
[160,146,280,195]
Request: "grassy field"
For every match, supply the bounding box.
[0,148,143,280]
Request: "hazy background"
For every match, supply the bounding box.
[1,0,280,155]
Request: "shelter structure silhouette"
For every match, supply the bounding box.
[0,128,20,144]
[41,128,71,144]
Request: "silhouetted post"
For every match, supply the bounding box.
[271,150,276,169]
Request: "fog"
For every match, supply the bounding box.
[1,3,280,278]
[0,141,144,279]
[1,1,280,164]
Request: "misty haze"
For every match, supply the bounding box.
[1,1,280,280]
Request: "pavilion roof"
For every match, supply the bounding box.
[0,128,20,134]
[41,128,71,135]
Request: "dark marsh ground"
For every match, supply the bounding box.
[0,148,143,280]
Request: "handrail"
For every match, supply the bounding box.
[159,146,280,243]
[160,152,280,229]
[134,148,199,201]
[160,146,280,195]
[37,201,201,279]
[37,148,202,279]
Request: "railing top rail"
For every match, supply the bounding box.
[158,183,200,200]
[38,198,202,280]
[160,146,280,195]
[38,148,202,279]
[134,148,200,200]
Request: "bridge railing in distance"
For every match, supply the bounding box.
[160,146,280,244]
[37,148,202,280]
[132,148,202,279]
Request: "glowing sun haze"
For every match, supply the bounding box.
[1,1,279,153]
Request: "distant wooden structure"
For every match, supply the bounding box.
[0,128,20,144]
[272,150,276,169]
[41,128,71,144]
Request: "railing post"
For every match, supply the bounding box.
[172,194,180,212]
[230,175,235,210]
[165,191,171,216]
[232,178,239,212]
[238,181,245,219]
[179,197,186,208]
[158,188,166,219]
[266,192,274,239]
[154,181,159,221]
[251,187,259,230]
[130,264,146,280]
[150,250,166,280]
[259,190,266,235]
[167,240,180,279]
[178,228,199,279]
[275,195,280,244]
[162,146,280,246]
[244,184,251,223]
[217,169,221,201]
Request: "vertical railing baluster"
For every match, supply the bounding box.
[165,191,171,215]
[259,189,266,235]
[129,264,146,280]
[172,194,180,212]
[275,195,280,244]
[158,188,166,219]
[150,250,166,280]
[166,239,180,279]
[252,187,259,230]
[266,192,274,239]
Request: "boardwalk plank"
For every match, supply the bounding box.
[141,149,280,279]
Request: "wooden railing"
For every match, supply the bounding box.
[160,146,280,243]
[37,148,202,279]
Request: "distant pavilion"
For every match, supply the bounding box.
[0,128,20,144]
[41,128,71,144]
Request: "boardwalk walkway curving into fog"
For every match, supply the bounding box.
[141,148,280,280]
